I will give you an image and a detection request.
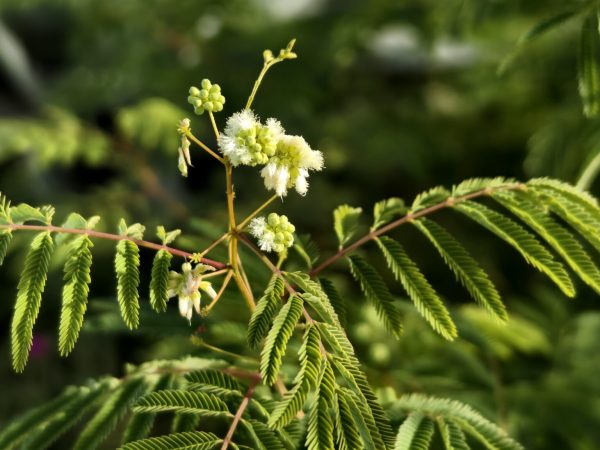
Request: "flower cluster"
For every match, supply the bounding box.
[218,110,323,196]
[218,110,283,167]
[188,79,226,115]
[167,262,217,321]
[249,213,295,253]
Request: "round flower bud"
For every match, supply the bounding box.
[201,79,211,89]
[187,80,225,115]
[189,86,201,96]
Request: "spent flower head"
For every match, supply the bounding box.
[260,135,324,196]
[188,79,226,115]
[218,110,283,167]
[249,213,295,254]
[167,262,217,321]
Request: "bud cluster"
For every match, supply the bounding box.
[188,79,226,115]
[249,213,296,254]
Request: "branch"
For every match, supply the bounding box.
[309,183,524,277]
[3,223,227,269]
[220,376,261,450]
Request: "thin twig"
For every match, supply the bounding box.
[3,223,227,269]
[237,194,278,230]
[186,131,225,164]
[220,377,261,450]
[203,270,234,313]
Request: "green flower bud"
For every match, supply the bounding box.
[189,86,201,96]
[201,79,211,89]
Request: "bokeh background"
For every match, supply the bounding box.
[0,0,599,448]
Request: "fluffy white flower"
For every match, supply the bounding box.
[218,110,284,166]
[260,135,323,196]
[249,214,295,253]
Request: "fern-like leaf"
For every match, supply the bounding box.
[269,324,321,429]
[579,12,600,117]
[334,204,363,247]
[185,369,244,399]
[133,390,230,416]
[413,218,506,321]
[149,249,172,312]
[119,431,222,450]
[376,237,459,339]
[494,190,600,294]
[73,377,147,450]
[260,295,304,386]
[437,418,470,450]
[0,229,12,265]
[394,412,435,450]
[319,277,347,327]
[122,374,175,444]
[336,388,376,450]
[115,239,141,329]
[247,275,285,348]
[306,360,335,450]
[347,255,403,338]
[392,394,524,450]
[454,200,574,296]
[59,235,93,356]
[11,231,54,372]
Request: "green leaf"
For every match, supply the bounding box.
[149,249,172,313]
[493,190,600,294]
[157,225,181,245]
[73,377,147,450]
[115,239,141,329]
[376,237,457,340]
[9,203,48,224]
[123,375,175,444]
[579,12,600,117]
[336,388,377,450]
[411,187,450,212]
[334,205,363,247]
[0,229,13,266]
[247,275,285,348]
[453,200,574,297]
[119,431,222,450]
[306,360,335,450]
[391,394,524,450]
[394,412,435,450]
[0,380,109,450]
[372,197,406,230]
[260,295,304,385]
[185,369,244,399]
[413,218,506,322]
[119,219,146,239]
[293,233,320,269]
[347,255,404,338]
[59,235,93,356]
[319,278,347,327]
[451,178,513,197]
[133,390,230,416]
[437,418,470,450]
[11,231,54,372]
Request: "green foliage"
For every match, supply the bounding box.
[333,204,363,247]
[247,275,285,348]
[412,218,506,321]
[372,198,407,230]
[391,394,524,450]
[579,12,600,118]
[149,249,172,313]
[115,239,141,329]
[120,431,223,450]
[375,237,457,340]
[348,255,404,338]
[59,235,93,356]
[11,231,54,372]
[306,360,336,450]
[260,295,304,385]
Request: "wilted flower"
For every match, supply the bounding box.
[249,213,295,253]
[260,135,323,196]
[167,262,217,321]
[218,110,283,167]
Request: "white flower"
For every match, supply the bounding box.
[260,135,323,196]
[249,213,295,253]
[167,263,217,322]
[218,110,284,166]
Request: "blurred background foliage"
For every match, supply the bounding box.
[0,0,599,448]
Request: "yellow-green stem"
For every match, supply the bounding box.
[245,62,274,110]
[186,131,224,164]
[208,111,220,139]
[237,194,278,230]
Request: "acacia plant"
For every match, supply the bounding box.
[2,39,600,450]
